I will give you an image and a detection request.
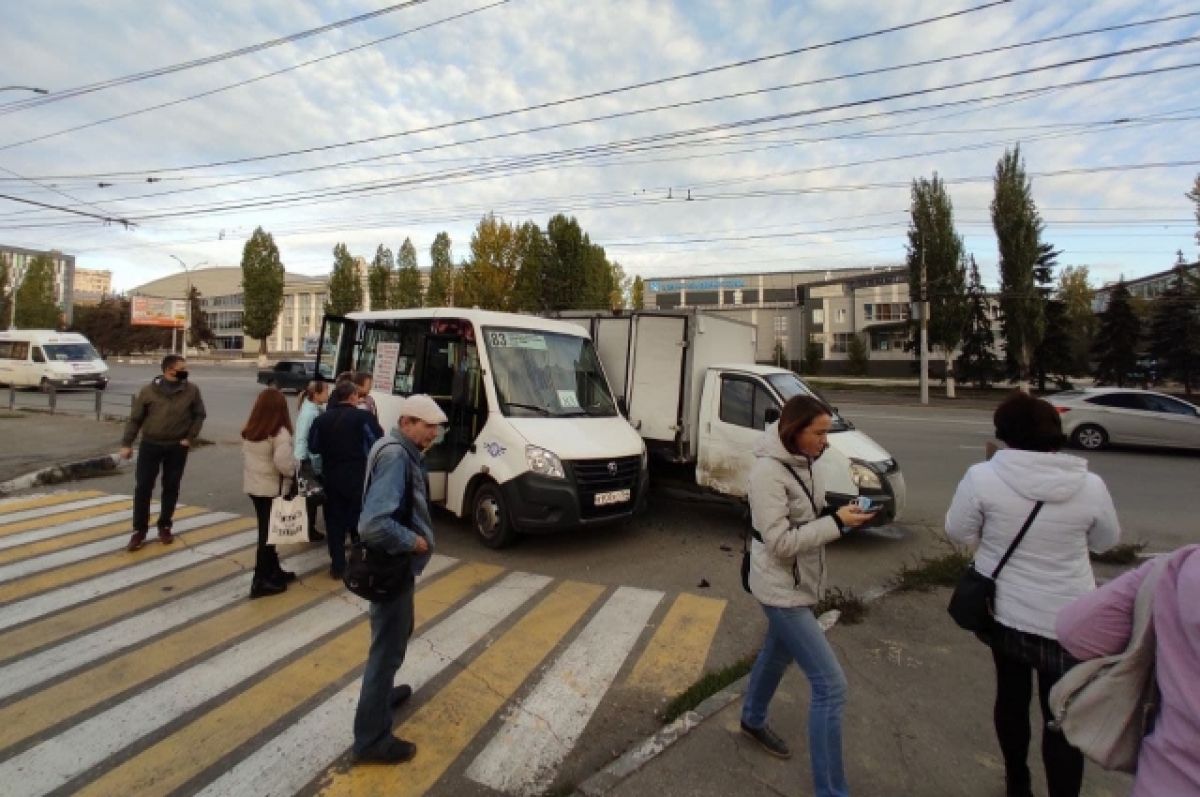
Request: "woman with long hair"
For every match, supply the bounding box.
[294,379,329,543]
[741,395,876,797]
[946,392,1120,797]
[241,387,298,598]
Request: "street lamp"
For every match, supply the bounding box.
[0,86,49,95]
[169,255,207,355]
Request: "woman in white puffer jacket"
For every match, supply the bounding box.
[946,392,1120,797]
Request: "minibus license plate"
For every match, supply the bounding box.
[594,489,630,506]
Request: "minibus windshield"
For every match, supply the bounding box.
[483,327,618,418]
[42,343,100,362]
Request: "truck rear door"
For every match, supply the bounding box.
[628,315,687,444]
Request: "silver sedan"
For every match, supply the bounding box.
[1047,388,1200,451]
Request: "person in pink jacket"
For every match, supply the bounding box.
[1056,545,1200,797]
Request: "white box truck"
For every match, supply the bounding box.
[556,310,906,523]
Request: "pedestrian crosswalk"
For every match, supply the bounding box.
[0,490,730,796]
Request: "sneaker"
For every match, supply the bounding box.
[127,530,147,552]
[353,736,416,765]
[740,721,791,759]
[158,527,175,545]
[389,684,413,709]
[249,577,287,599]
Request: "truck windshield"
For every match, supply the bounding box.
[766,373,851,432]
[483,327,618,418]
[42,343,100,362]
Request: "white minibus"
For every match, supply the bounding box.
[0,330,110,391]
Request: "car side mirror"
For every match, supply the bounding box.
[765,406,781,424]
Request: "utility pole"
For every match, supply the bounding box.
[919,243,930,405]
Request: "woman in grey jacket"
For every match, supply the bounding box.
[741,395,876,797]
[241,388,298,599]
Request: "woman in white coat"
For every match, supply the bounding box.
[945,392,1119,797]
[242,387,298,598]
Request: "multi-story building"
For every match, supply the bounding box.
[72,268,112,305]
[0,244,76,322]
[1092,260,1199,311]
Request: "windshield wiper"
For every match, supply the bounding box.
[504,402,552,416]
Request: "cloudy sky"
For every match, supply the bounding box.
[2,0,1198,294]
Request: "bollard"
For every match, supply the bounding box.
[95,388,102,420]
[6,386,12,412]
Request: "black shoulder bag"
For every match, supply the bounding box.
[343,443,417,602]
[947,501,1044,636]
[741,464,820,594]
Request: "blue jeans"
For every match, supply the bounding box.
[742,604,849,797]
[352,590,414,754]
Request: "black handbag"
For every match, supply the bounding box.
[948,501,1044,634]
[296,459,324,503]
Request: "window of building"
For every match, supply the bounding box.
[836,308,847,322]
[867,303,910,322]
[863,303,874,321]
[812,308,825,325]
[830,333,853,353]
[871,330,908,351]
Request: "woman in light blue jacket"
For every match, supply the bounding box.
[294,380,329,542]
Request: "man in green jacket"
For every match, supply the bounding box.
[120,355,206,551]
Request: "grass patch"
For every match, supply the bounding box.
[661,653,756,725]
[814,587,867,625]
[1091,542,1146,565]
[893,547,972,592]
[0,411,21,419]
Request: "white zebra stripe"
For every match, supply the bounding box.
[0,511,233,584]
[0,595,366,796]
[0,528,256,632]
[0,494,128,525]
[0,547,334,701]
[466,585,664,796]
[0,504,159,553]
[195,570,552,797]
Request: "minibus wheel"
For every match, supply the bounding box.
[472,482,516,549]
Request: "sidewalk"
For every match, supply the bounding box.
[597,588,1132,797]
[0,411,126,487]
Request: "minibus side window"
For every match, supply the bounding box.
[31,346,45,364]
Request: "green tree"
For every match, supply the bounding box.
[803,339,823,375]
[392,237,423,308]
[367,245,394,310]
[1030,244,1072,390]
[15,253,60,328]
[545,214,589,311]
[1058,266,1096,375]
[326,243,363,316]
[1148,265,1200,394]
[0,253,11,328]
[241,226,285,359]
[846,333,869,376]
[1091,280,1141,387]
[991,146,1046,387]
[426,232,455,307]
[907,174,968,396]
[187,286,216,349]
[456,215,520,310]
[608,261,629,310]
[1188,173,1200,249]
[511,221,549,312]
[71,296,127,357]
[631,276,645,310]
[956,256,998,388]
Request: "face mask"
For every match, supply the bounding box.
[173,370,189,381]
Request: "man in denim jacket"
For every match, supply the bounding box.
[351,394,447,764]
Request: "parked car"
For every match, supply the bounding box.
[256,360,316,392]
[1047,388,1200,451]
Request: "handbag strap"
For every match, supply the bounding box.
[989,501,1045,580]
[783,464,819,516]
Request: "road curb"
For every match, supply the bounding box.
[0,451,126,496]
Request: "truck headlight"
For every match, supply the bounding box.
[849,459,882,490]
[526,445,565,480]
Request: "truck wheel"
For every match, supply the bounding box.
[472,482,517,549]
[1071,424,1108,451]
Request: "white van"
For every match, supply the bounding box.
[316,308,648,548]
[0,330,110,391]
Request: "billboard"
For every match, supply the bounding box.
[131,296,187,328]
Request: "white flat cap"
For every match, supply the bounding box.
[398,393,449,424]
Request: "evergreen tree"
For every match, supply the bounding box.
[325,243,363,316]
[906,173,967,395]
[1058,266,1096,375]
[631,276,645,310]
[511,221,549,312]
[991,146,1046,387]
[956,255,998,388]
[846,333,869,376]
[186,286,216,349]
[1148,265,1200,394]
[241,226,285,358]
[367,244,394,310]
[1030,244,1072,389]
[392,237,423,308]
[803,339,823,375]
[15,254,60,328]
[545,214,588,310]
[1091,280,1141,387]
[425,232,455,307]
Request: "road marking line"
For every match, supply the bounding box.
[0,520,255,629]
[0,502,150,554]
[194,565,529,797]
[0,506,206,575]
[466,585,665,797]
[65,556,462,797]
[319,579,604,797]
[626,593,727,696]
[0,598,369,797]
[0,497,132,537]
[0,510,234,586]
[0,491,112,518]
[0,547,333,702]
